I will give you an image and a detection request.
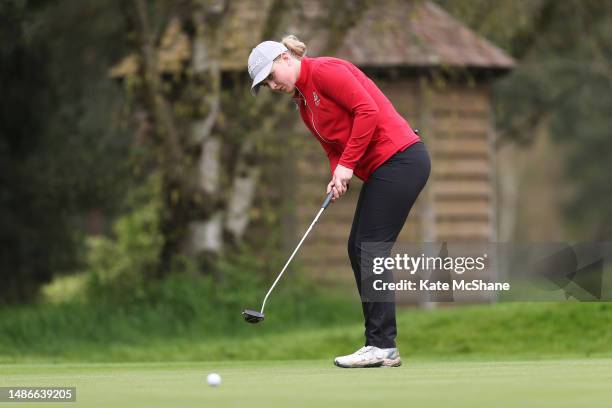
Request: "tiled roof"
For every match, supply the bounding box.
[332,1,515,69]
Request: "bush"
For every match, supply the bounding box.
[85,173,164,297]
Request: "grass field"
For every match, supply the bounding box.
[3,302,612,406]
[2,358,612,407]
[3,302,612,363]
[3,295,612,407]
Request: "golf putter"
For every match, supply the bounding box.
[242,191,334,324]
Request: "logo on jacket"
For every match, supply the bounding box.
[312,91,320,106]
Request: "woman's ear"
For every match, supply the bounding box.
[282,52,292,65]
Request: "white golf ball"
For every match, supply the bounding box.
[207,373,221,387]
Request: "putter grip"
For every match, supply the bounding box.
[322,191,334,209]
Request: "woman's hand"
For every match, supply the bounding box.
[326,164,353,202]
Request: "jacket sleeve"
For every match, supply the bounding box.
[327,149,340,175]
[312,62,379,170]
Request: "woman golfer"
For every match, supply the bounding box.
[248,35,430,368]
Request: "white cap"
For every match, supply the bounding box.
[247,41,288,96]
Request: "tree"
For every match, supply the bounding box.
[0,0,132,303]
[113,0,370,274]
[438,0,612,238]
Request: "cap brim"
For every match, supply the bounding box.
[250,60,273,96]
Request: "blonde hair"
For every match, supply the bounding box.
[281,35,307,58]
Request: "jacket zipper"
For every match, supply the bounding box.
[295,87,340,146]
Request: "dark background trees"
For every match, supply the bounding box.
[0,0,132,303]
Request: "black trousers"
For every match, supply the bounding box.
[347,141,431,348]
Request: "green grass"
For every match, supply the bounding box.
[3,297,612,406]
[2,359,612,407]
[2,301,612,363]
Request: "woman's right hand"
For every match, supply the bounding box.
[326,181,338,203]
[326,179,347,202]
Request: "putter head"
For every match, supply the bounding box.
[242,309,265,324]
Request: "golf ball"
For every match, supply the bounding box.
[207,373,221,386]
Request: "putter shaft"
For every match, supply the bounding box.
[259,192,333,313]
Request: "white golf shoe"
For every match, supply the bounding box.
[334,346,402,368]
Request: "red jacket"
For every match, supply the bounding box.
[293,56,420,181]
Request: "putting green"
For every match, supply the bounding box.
[2,358,611,407]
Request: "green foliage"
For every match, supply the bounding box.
[0,258,360,362]
[86,174,165,296]
[493,1,612,238]
[435,0,545,57]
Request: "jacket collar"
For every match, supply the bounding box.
[294,56,311,97]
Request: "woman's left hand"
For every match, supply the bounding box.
[327,164,353,201]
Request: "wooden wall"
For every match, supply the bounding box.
[423,81,497,244]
